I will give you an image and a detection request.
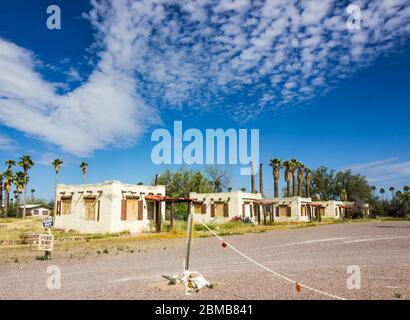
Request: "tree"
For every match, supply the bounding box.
[18,155,34,219]
[283,161,292,197]
[205,166,231,192]
[5,160,16,170]
[289,159,298,196]
[80,162,88,184]
[389,187,395,200]
[240,187,246,192]
[155,169,212,220]
[296,161,305,197]
[304,167,312,198]
[380,188,385,201]
[0,173,3,216]
[52,159,63,217]
[370,185,377,197]
[3,169,14,218]
[31,189,36,202]
[404,186,410,193]
[13,171,26,218]
[269,158,282,198]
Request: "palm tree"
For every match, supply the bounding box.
[370,185,377,197]
[13,171,25,218]
[269,158,282,198]
[283,161,292,197]
[18,155,34,219]
[80,162,88,184]
[31,189,36,202]
[304,167,312,198]
[404,185,410,193]
[289,159,298,196]
[296,161,305,197]
[3,169,14,218]
[240,187,246,192]
[0,173,3,216]
[380,188,385,201]
[52,159,63,217]
[389,187,395,200]
[5,160,16,170]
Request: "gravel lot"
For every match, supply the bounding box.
[1,221,409,300]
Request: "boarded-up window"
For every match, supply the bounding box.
[335,208,338,216]
[301,206,306,216]
[62,199,72,215]
[57,200,61,215]
[215,202,224,217]
[250,204,253,217]
[193,203,203,214]
[242,203,245,217]
[121,199,127,221]
[275,206,279,217]
[223,203,229,217]
[138,200,143,220]
[85,198,96,220]
[210,203,215,217]
[201,203,206,214]
[126,199,138,221]
[147,201,155,220]
[319,207,325,216]
[279,205,290,217]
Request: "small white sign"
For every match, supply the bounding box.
[42,217,54,228]
[38,234,54,252]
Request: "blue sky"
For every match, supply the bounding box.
[0,0,410,200]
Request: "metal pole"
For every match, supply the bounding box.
[184,205,193,272]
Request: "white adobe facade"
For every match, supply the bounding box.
[314,200,355,219]
[55,181,166,234]
[272,196,312,222]
[189,191,263,224]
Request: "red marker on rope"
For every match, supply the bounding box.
[221,241,227,248]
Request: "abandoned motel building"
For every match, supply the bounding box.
[55,179,370,234]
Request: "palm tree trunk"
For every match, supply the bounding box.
[286,182,290,197]
[16,193,21,218]
[53,173,58,217]
[292,174,296,196]
[274,179,279,198]
[0,178,3,217]
[297,179,302,196]
[22,173,27,219]
[4,192,9,218]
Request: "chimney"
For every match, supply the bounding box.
[250,161,255,193]
[259,163,264,196]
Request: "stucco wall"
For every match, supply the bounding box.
[55,181,166,234]
[190,191,262,224]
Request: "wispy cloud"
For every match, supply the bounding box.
[347,158,410,183]
[0,134,15,151]
[1,0,410,155]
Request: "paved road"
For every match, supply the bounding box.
[1,221,410,299]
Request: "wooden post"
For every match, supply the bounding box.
[45,227,52,260]
[156,201,162,233]
[263,205,266,226]
[250,161,255,193]
[170,201,174,230]
[185,203,193,271]
[259,163,264,196]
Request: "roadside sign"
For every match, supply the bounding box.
[38,234,54,252]
[42,217,54,228]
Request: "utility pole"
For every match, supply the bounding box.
[184,203,193,271]
[250,161,255,193]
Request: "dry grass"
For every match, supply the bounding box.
[0,215,406,264]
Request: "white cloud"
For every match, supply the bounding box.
[0,134,15,151]
[347,158,410,183]
[1,0,410,154]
